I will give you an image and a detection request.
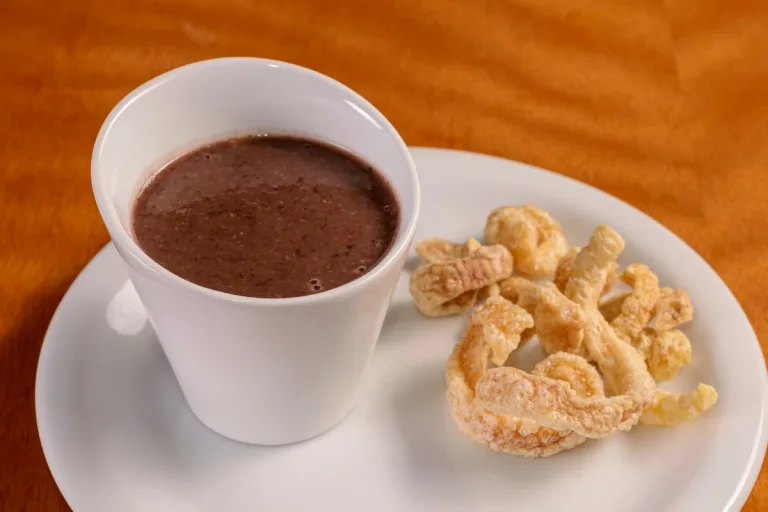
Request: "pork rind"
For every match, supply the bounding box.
[534,283,588,357]
[497,276,539,343]
[564,226,625,309]
[555,247,618,297]
[598,292,629,323]
[559,237,714,424]
[410,243,513,317]
[532,352,605,398]
[471,297,533,366]
[654,287,694,331]
[638,328,692,382]
[537,226,625,357]
[581,312,657,427]
[415,237,487,264]
[482,282,502,299]
[600,287,693,335]
[484,283,656,436]
[640,384,718,426]
[484,205,568,278]
[498,276,539,315]
[597,266,694,382]
[414,204,718,457]
[415,238,470,264]
[446,299,595,457]
[610,264,661,343]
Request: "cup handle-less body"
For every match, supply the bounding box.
[92,58,419,444]
[121,250,406,444]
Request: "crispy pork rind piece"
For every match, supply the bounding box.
[497,277,539,316]
[654,287,694,331]
[415,238,469,264]
[600,286,693,334]
[640,384,718,427]
[534,283,588,357]
[531,352,605,398]
[446,301,595,458]
[598,292,630,323]
[596,265,693,382]
[564,226,625,309]
[471,297,534,366]
[482,282,502,299]
[610,264,661,343]
[601,277,704,411]
[484,205,568,278]
[409,243,513,317]
[555,247,618,296]
[582,313,657,427]
[475,367,622,439]
[497,276,539,343]
[537,226,625,357]
[553,247,579,292]
[477,305,656,437]
[425,290,479,318]
[636,328,693,382]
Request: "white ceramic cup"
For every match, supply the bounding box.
[91,58,420,445]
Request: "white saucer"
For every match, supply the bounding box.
[36,147,768,512]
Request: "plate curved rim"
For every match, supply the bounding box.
[36,243,116,512]
[35,147,768,511]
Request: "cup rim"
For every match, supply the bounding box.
[92,57,420,307]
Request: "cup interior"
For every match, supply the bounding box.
[92,58,419,299]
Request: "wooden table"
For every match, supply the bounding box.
[1,0,766,509]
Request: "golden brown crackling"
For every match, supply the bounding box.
[641,328,692,381]
[497,276,539,315]
[535,282,588,357]
[421,290,479,318]
[654,287,694,331]
[409,244,513,316]
[640,384,718,427]
[555,247,618,296]
[532,352,605,398]
[476,307,655,439]
[497,276,539,343]
[582,312,657,428]
[597,268,694,382]
[564,225,625,309]
[484,205,568,278]
[475,366,628,438]
[471,297,533,366]
[415,238,468,264]
[610,263,661,343]
[446,300,592,457]
[598,292,630,323]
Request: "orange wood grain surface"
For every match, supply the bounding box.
[1,0,766,509]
